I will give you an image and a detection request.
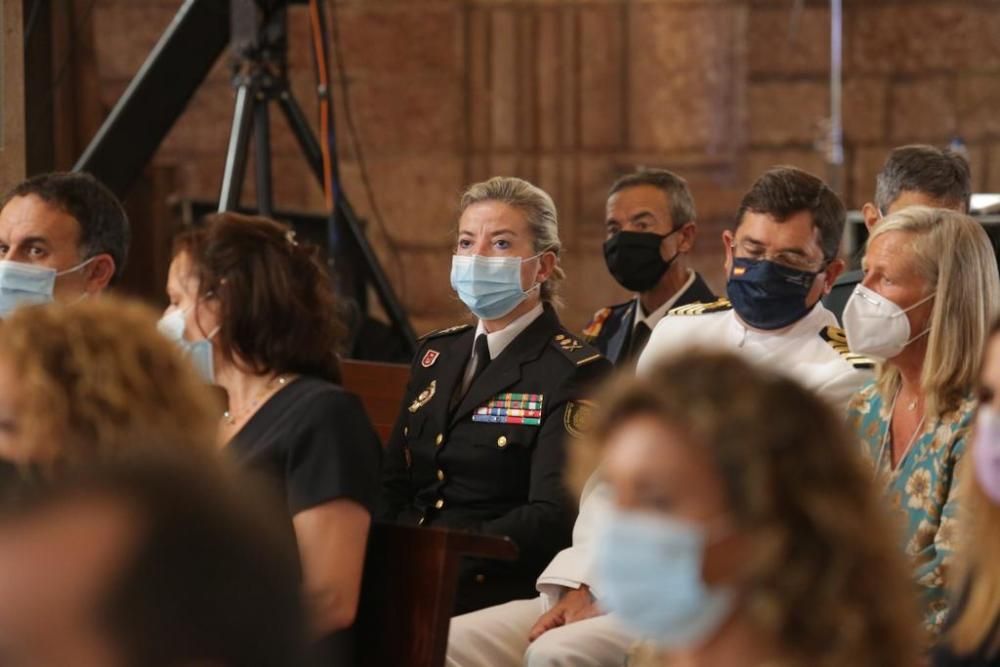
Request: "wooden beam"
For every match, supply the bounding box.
[0,0,26,191]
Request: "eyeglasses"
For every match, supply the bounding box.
[730,241,828,274]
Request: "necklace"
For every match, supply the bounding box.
[223,375,289,426]
[877,389,925,472]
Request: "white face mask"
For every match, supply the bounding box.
[842,285,935,361]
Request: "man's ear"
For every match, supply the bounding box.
[862,202,880,231]
[84,254,116,293]
[721,230,735,275]
[676,222,697,254]
[821,258,846,294]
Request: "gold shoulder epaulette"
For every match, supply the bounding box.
[668,298,732,317]
[582,307,613,341]
[819,325,875,370]
[419,323,473,341]
[552,333,604,367]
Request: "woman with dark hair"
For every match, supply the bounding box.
[160,212,381,666]
[574,351,922,667]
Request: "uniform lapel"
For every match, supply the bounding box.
[450,308,555,425]
[676,273,716,307]
[605,300,636,365]
[425,328,475,428]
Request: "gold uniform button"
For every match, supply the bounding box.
[437,469,445,481]
[435,499,445,509]
[475,574,486,584]
[435,433,444,447]
[497,436,508,448]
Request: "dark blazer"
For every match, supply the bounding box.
[582,272,716,366]
[380,304,612,614]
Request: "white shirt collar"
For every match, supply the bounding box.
[633,270,696,331]
[474,302,546,361]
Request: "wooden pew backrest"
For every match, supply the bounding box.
[341,359,410,443]
[355,522,517,667]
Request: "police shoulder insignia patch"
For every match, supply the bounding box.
[668,298,732,317]
[564,400,597,438]
[582,307,613,340]
[819,326,875,370]
[552,334,603,367]
[419,323,473,341]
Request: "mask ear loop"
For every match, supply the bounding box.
[524,248,557,296]
[899,291,936,347]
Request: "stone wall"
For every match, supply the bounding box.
[87,0,1000,335]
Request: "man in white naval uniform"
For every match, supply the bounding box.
[445,167,873,667]
[639,166,873,411]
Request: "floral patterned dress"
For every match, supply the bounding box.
[847,381,974,633]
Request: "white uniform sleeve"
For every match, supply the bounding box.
[536,475,612,604]
[814,365,874,413]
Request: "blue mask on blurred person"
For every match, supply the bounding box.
[726,257,821,330]
[157,307,218,384]
[0,258,94,317]
[450,254,542,320]
[595,507,734,649]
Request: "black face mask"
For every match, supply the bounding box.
[603,230,680,292]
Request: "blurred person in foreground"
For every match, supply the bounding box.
[932,318,1000,666]
[0,296,220,478]
[843,207,1000,632]
[575,351,922,667]
[0,454,310,667]
[163,212,381,666]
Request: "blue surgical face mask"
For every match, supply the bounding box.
[0,258,95,318]
[595,507,734,649]
[726,257,823,330]
[157,306,219,384]
[450,253,543,320]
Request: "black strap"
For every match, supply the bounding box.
[627,322,652,362]
[471,334,491,383]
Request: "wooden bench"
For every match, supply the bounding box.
[341,359,410,442]
[355,522,518,667]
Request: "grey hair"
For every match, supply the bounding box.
[874,145,971,213]
[608,168,697,229]
[458,176,564,304]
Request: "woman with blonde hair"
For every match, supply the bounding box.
[932,318,1000,666]
[843,206,1000,631]
[0,296,220,469]
[574,351,921,667]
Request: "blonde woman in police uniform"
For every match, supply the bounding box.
[380,177,611,615]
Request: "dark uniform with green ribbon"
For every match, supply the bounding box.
[380,304,611,614]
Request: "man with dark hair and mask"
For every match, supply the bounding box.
[582,169,715,365]
[639,165,872,412]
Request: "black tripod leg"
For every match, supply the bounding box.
[277,90,417,352]
[277,89,323,182]
[254,100,274,218]
[218,82,256,213]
